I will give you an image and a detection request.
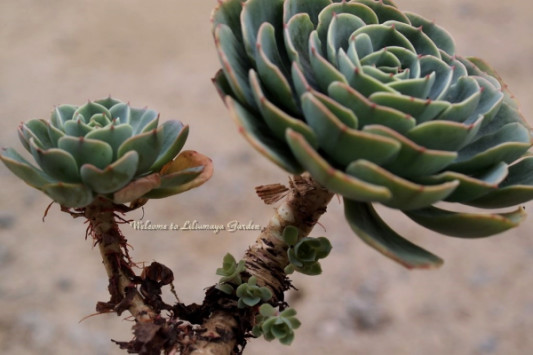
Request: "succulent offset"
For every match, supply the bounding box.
[216,253,247,294]
[252,304,301,345]
[286,237,332,275]
[236,276,273,308]
[1,98,212,208]
[212,0,533,267]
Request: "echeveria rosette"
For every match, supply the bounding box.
[1,98,213,208]
[211,0,533,268]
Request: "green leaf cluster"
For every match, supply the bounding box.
[215,253,246,294]
[252,304,301,345]
[1,98,213,208]
[212,0,533,268]
[235,276,272,308]
[285,236,332,275]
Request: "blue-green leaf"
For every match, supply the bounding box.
[344,199,443,269]
[405,206,526,238]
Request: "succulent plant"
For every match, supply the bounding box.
[212,0,533,268]
[1,98,212,208]
[285,236,332,275]
[252,304,301,345]
[216,253,247,294]
[235,276,273,308]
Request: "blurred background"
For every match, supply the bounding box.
[1,1,532,354]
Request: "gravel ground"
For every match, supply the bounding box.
[1,1,533,354]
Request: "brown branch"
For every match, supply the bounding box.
[83,198,156,323]
[186,173,334,354]
[61,174,332,354]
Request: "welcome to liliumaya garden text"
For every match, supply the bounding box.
[129,220,262,234]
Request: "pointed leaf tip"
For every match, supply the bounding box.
[113,173,161,204]
[344,199,443,269]
[404,206,526,238]
[143,150,213,199]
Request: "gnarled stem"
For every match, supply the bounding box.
[84,198,156,323]
[187,173,334,354]
[66,174,332,354]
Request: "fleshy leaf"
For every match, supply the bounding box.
[387,72,436,99]
[405,119,482,151]
[283,0,330,27]
[63,118,92,137]
[211,0,244,42]
[450,123,532,173]
[363,125,458,178]
[57,136,113,170]
[95,97,122,109]
[284,13,314,80]
[309,31,348,92]
[212,68,236,101]
[144,150,213,198]
[419,162,508,203]
[80,151,139,194]
[113,173,161,204]
[310,89,358,128]
[85,123,133,159]
[0,148,56,188]
[301,92,401,166]
[384,21,440,56]
[329,82,415,133]
[356,0,409,23]
[344,199,443,269]
[226,96,303,174]
[215,23,257,109]
[419,55,454,100]
[369,93,450,124]
[467,157,533,208]
[22,119,54,149]
[405,12,455,55]
[326,13,366,67]
[281,225,299,246]
[286,129,391,202]
[438,77,481,123]
[255,22,299,114]
[42,182,94,208]
[404,206,526,238]
[72,101,111,124]
[51,104,77,129]
[316,1,379,50]
[352,24,415,53]
[150,121,189,172]
[249,70,317,147]
[109,103,131,125]
[29,138,80,183]
[47,123,65,148]
[346,160,458,210]
[129,107,159,135]
[117,128,162,174]
[241,0,284,63]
